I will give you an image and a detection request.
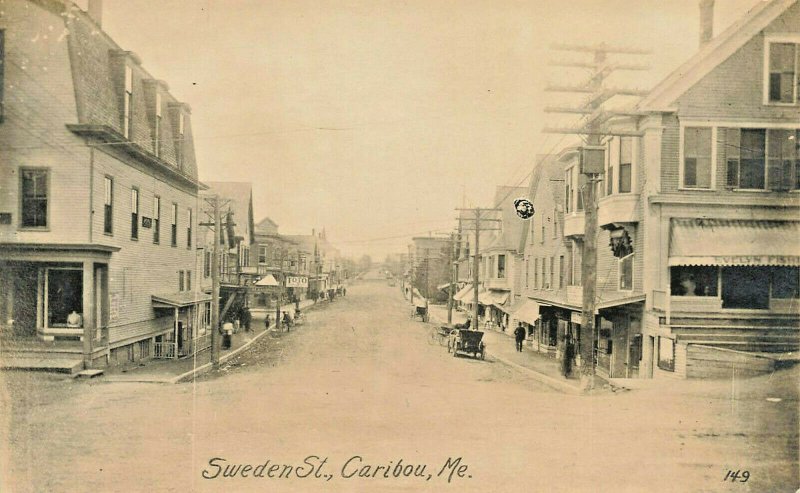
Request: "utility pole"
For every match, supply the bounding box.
[544,42,649,391]
[447,231,456,324]
[210,196,221,369]
[275,247,286,331]
[457,208,502,328]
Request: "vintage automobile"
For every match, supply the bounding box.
[448,329,486,360]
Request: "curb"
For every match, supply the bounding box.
[425,305,583,396]
[170,300,320,384]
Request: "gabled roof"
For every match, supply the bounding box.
[255,217,280,235]
[517,155,557,253]
[202,182,255,245]
[639,0,798,111]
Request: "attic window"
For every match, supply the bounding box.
[767,41,799,104]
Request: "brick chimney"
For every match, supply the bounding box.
[699,0,714,47]
[88,0,103,27]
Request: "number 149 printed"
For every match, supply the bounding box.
[723,470,750,483]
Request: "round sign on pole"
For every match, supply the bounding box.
[514,198,535,219]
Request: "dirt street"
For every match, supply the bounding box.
[1,280,797,492]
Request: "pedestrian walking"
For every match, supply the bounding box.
[265,313,271,330]
[283,311,292,332]
[241,307,252,332]
[514,323,526,352]
[562,341,575,378]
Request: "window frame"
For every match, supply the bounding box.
[763,36,800,106]
[171,203,178,247]
[186,207,193,249]
[679,124,717,190]
[130,187,139,240]
[19,167,50,230]
[103,176,114,235]
[723,125,800,191]
[153,196,161,244]
[618,136,633,193]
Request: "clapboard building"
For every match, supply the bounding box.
[0,0,208,371]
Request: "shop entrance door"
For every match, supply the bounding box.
[610,318,628,378]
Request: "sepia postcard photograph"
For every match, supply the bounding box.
[0,0,798,491]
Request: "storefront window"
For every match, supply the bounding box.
[657,336,674,372]
[46,269,83,327]
[721,267,770,309]
[670,266,718,296]
[772,267,800,299]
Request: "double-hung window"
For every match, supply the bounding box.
[187,208,192,249]
[767,41,799,104]
[618,137,633,193]
[103,177,113,234]
[171,203,178,247]
[153,196,161,244]
[20,168,48,228]
[683,127,712,188]
[725,128,799,190]
[130,188,139,239]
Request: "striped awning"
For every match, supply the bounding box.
[669,218,800,266]
[454,284,474,302]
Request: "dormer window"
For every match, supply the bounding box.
[123,65,133,138]
[765,38,799,105]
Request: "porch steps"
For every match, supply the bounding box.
[75,369,104,378]
[0,356,84,374]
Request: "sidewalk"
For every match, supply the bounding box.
[427,304,582,395]
[102,298,318,384]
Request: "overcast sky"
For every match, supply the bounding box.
[96,0,759,259]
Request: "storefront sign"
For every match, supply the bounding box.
[570,312,582,325]
[285,276,308,288]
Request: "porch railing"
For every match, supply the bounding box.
[181,333,212,357]
[153,342,177,359]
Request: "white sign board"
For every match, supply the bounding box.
[285,275,309,288]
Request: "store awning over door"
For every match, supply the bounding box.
[512,299,543,324]
[152,292,212,308]
[669,218,800,266]
[255,274,280,286]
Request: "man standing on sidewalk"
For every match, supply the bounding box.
[514,323,526,352]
